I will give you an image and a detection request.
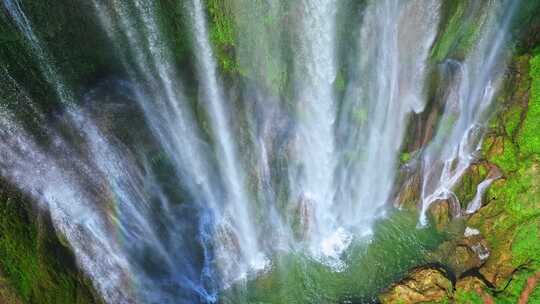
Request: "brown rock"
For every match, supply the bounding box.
[428,199,451,231]
[379,267,452,304]
[469,205,516,287]
[394,171,421,211]
[455,276,486,293]
[427,197,461,232]
[428,228,490,278]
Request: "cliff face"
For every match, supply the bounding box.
[382,49,540,304]
[467,49,540,302]
[381,5,540,303]
[1,1,540,303]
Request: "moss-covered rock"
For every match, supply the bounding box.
[0,183,99,304]
[0,269,23,304]
[427,200,452,232]
[205,0,238,74]
[382,27,540,304]
[459,46,540,301]
[454,276,486,303]
[517,53,540,156]
[379,267,453,304]
[453,163,491,210]
[426,226,490,279]
[394,171,422,211]
[431,1,504,64]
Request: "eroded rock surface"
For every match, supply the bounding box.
[379,267,453,304]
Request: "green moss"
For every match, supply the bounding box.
[400,152,411,164]
[496,270,540,303]
[511,221,540,267]
[453,164,489,208]
[454,290,483,304]
[352,107,368,127]
[491,138,520,173]
[517,54,540,156]
[334,69,346,92]
[206,0,238,74]
[465,45,540,303]
[486,162,540,221]
[0,187,98,304]
[503,105,524,138]
[156,1,192,67]
[431,1,486,62]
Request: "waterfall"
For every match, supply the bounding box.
[0,98,133,303]
[1,1,134,302]
[465,174,500,214]
[90,0,225,301]
[187,0,267,283]
[419,0,519,225]
[0,0,525,302]
[3,1,219,302]
[288,0,342,264]
[336,0,440,232]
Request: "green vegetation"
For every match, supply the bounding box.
[459,50,540,303]
[431,1,486,62]
[399,152,411,164]
[490,162,540,220]
[517,53,540,156]
[490,137,520,173]
[454,290,483,304]
[497,271,540,303]
[0,186,98,304]
[206,0,238,74]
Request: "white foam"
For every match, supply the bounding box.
[464,227,480,237]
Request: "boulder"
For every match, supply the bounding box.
[379,267,452,304]
[427,197,461,232]
[428,199,451,231]
[429,227,490,278]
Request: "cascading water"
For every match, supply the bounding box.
[288,0,340,262]
[0,0,526,303]
[336,0,440,232]
[3,1,219,302]
[419,0,519,225]
[186,0,267,281]
[0,87,133,302]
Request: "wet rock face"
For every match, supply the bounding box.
[393,170,422,211]
[427,200,451,232]
[453,232,490,276]
[428,227,490,278]
[0,270,22,304]
[381,43,540,303]
[427,198,465,232]
[379,267,452,304]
